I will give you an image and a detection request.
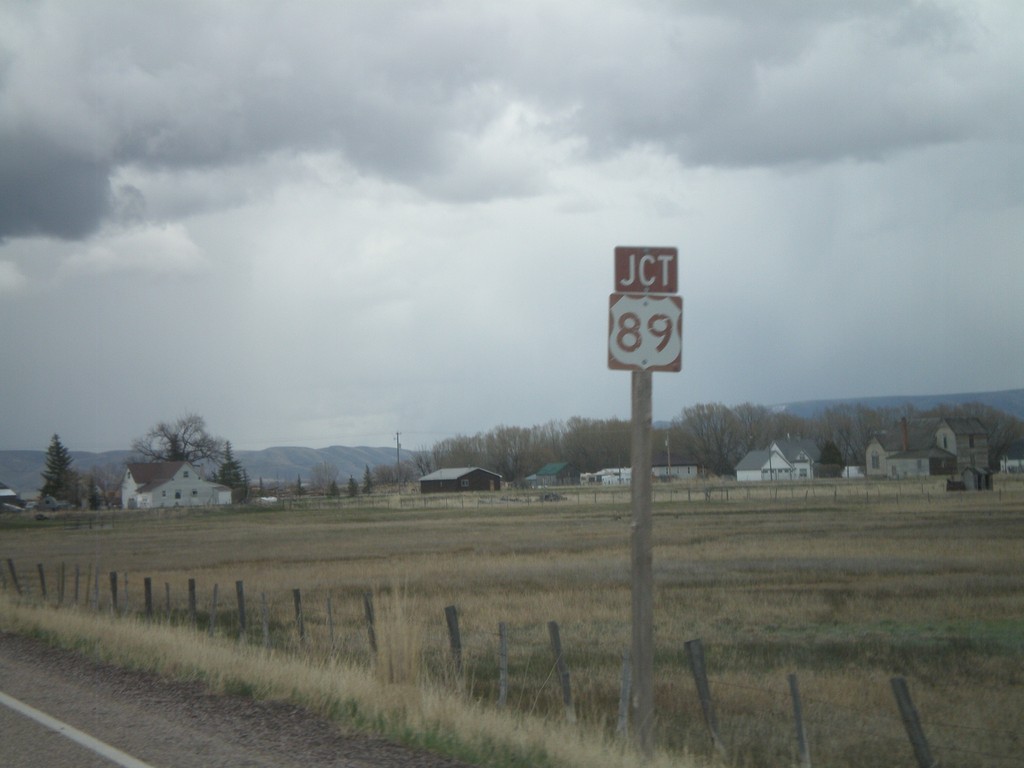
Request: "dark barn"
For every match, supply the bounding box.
[419,467,502,494]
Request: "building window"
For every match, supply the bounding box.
[184,470,190,478]
[871,452,879,470]
[461,479,469,488]
[969,436,975,448]
[942,436,948,449]
[175,491,181,499]
[161,490,166,497]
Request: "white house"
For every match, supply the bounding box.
[121,461,232,509]
[735,439,821,482]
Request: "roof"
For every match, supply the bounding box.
[771,439,820,463]
[940,417,987,436]
[419,467,501,482]
[534,462,572,476]
[872,417,989,453]
[651,452,698,467]
[125,461,190,484]
[735,450,772,472]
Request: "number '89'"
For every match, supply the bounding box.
[615,312,674,352]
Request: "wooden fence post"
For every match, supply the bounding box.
[444,605,462,676]
[788,673,811,768]
[891,676,936,768]
[37,563,47,601]
[363,592,377,656]
[685,638,726,756]
[188,578,197,628]
[109,571,118,615]
[74,565,81,605]
[144,577,153,620]
[208,583,220,637]
[617,647,632,737]
[6,559,20,595]
[547,621,576,724]
[261,592,270,649]
[293,588,304,642]
[498,622,509,708]
[235,581,247,642]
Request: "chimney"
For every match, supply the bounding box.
[900,417,909,452]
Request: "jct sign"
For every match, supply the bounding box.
[608,293,683,372]
[614,246,677,294]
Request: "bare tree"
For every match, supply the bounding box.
[131,413,225,465]
[412,445,435,477]
[309,462,340,495]
[676,403,745,477]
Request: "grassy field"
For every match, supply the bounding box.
[2,477,1022,767]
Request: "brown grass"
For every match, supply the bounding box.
[2,476,1023,767]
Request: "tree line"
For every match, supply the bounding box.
[420,402,1023,485]
[31,403,1023,506]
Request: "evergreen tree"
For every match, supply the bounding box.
[215,441,247,502]
[327,479,340,497]
[294,474,305,496]
[40,434,77,501]
[347,475,359,497]
[362,464,373,495]
[818,440,845,478]
[87,475,103,510]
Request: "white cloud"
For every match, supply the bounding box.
[0,261,27,293]
[63,223,207,276]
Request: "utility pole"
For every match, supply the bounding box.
[395,432,401,493]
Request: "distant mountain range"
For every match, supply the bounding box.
[772,388,1024,420]
[2,389,1020,499]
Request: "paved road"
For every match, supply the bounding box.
[0,632,473,768]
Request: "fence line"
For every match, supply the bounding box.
[4,558,1019,766]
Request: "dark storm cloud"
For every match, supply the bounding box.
[0,132,112,240]
[2,1,1015,243]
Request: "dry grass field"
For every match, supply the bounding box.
[2,476,1022,767]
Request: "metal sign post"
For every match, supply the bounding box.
[607,245,682,758]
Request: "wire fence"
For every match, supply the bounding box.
[4,557,1021,768]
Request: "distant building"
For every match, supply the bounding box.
[0,480,21,510]
[121,462,232,508]
[865,417,989,483]
[580,468,632,486]
[735,439,821,482]
[525,462,580,488]
[652,451,700,480]
[419,467,502,493]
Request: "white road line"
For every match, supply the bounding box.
[0,690,156,768]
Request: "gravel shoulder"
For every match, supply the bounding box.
[0,631,475,768]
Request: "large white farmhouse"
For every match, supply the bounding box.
[121,461,232,509]
[735,439,821,482]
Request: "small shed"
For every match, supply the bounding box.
[525,462,580,488]
[962,466,993,491]
[419,467,502,494]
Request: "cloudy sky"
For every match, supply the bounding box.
[1,1,1021,453]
